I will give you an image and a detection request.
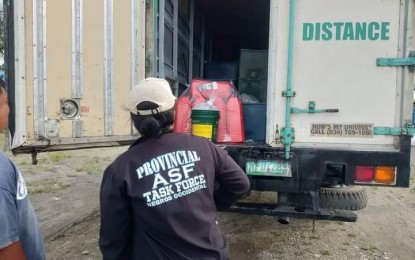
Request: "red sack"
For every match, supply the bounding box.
[224,95,245,142]
[174,79,245,143]
[173,96,192,134]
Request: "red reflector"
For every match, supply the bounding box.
[355,166,374,182]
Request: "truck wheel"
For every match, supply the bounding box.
[320,185,368,211]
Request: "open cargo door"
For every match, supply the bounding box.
[268,0,415,153]
[6,0,146,156]
[154,0,204,96]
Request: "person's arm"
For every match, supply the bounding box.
[0,188,26,260]
[0,242,26,260]
[99,165,132,259]
[213,147,250,210]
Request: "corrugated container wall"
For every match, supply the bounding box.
[9,0,146,152]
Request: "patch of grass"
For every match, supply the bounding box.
[320,250,330,256]
[18,160,28,166]
[36,157,49,164]
[49,152,71,163]
[12,155,32,166]
[348,233,356,238]
[76,157,105,175]
[360,245,377,251]
[410,188,415,194]
[270,231,281,237]
[38,164,58,173]
[26,179,71,194]
[310,235,320,240]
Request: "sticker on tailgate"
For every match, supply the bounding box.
[310,123,374,137]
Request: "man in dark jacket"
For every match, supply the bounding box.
[99,77,250,259]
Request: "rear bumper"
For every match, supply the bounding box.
[223,136,411,192]
[227,202,358,222]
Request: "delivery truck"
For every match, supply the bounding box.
[3,0,415,222]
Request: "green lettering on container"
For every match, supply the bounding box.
[322,22,332,40]
[302,21,391,41]
[368,22,380,40]
[355,22,367,40]
[315,23,321,40]
[303,23,314,40]
[333,22,344,40]
[343,22,355,40]
[381,22,390,40]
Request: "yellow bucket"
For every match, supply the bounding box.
[191,109,220,142]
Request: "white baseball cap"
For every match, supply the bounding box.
[126,78,176,115]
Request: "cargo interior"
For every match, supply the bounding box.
[198,0,270,62]
[178,0,271,142]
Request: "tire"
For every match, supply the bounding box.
[320,185,368,211]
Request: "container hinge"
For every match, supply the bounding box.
[280,127,295,159]
[282,90,296,97]
[376,51,415,71]
[373,123,415,137]
[291,101,339,114]
[280,127,295,146]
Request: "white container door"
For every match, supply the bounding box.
[267,0,414,151]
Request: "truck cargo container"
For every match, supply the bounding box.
[4,0,415,221]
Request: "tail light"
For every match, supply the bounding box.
[355,166,374,182]
[374,166,396,184]
[355,165,396,185]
